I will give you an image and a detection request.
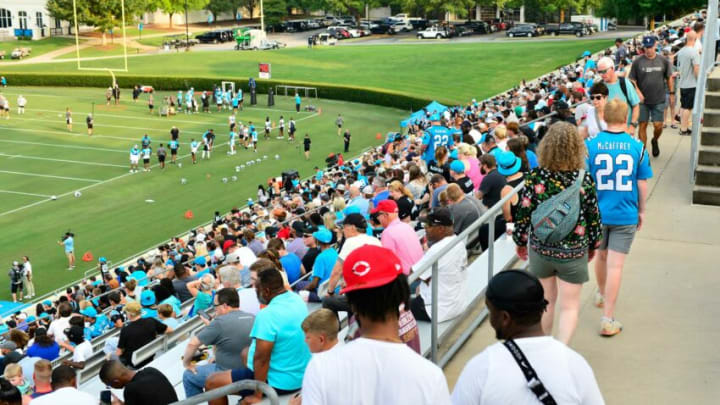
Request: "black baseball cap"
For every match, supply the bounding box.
[420,207,453,227]
[486,270,548,314]
[340,213,367,229]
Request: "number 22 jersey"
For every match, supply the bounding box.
[585,130,653,226]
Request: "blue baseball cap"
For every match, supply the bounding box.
[26,316,36,323]
[343,205,362,216]
[582,50,591,57]
[313,228,333,244]
[140,290,156,307]
[80,306,98,318]
[496,151,522,176]
[99,257,107,263]
[450,160,466,174]
[642,36,657,48]
[39,313,50,320]
[42,300,52,307]
[194,256,207,266]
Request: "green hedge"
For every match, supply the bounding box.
[6,73,433,111]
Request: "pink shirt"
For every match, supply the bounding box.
[381,218,423,275]
[465,157,484,191]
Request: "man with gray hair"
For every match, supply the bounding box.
[371,176,389,208]
[597,56,640,133]
[347,184,370,215]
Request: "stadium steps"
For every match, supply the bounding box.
[694,95,720,204]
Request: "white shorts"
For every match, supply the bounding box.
[130,156,139,164]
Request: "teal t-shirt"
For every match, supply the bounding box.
[246,291,310,390]
[606,77,640,124]
[195,291,213,313]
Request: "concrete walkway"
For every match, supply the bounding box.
[443,128,720,404]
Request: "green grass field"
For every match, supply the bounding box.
[0,86,405,300]
[0,38,80,62]
[2,40,612,103]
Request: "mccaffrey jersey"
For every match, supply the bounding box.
[422,125,458,162]
[585,130,653,226]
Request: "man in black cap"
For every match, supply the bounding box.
[451,270,603,404]
[323,213,381,316]
[550,100,576,125]
[410,208,467,322]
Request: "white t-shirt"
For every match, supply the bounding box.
[29,387,97,405]
[451,337,604,405]
[23,262,32,278]
[580,106,607,139]
[72,340,93,362]
[338,234,381,261]
[302,337,451,405]
[413,236,468,322]
[47,316,72,344]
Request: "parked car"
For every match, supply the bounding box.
[345,28,363,38]
[607,21,617,30]
[315,32,337,45]
[328,27,351,39]
[369,20,394,34]
[417,26,447,39]
[162,35,198,48]
[463,21,490,35]
[390,20,413,32]
[305,19,321,29]
[195,31,226,44]
[410,19,430,30]
[506,24,537,37]
[544,22,586,37]
[484,20,498,32]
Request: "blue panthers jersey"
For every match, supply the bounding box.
[168,140,179,150]
[422,126,458,162]
[586,130,653,226]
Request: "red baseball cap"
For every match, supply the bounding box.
[341,245,403,294]
[370,199,398,215]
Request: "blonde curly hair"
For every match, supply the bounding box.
[537,122,586,171]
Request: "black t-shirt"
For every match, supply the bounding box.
[124,367,178,405]
[344,132,351,143]
[170,128,179,140]
[304,138,311,150]
[302,247,320,272]
[479,169,507,208]
[427,160,451,182]
[118,318,168,368]
[454,176,475,195]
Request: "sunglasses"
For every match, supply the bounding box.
[591,95,605,100]
[597,68,611,74]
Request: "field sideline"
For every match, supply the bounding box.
[0,85,405,300]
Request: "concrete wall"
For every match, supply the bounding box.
[0,0,64,41]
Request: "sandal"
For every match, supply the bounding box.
[671,124,678,129]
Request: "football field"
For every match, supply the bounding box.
[0,86,405,300]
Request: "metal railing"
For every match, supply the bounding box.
[407,181,525,365]
[170,380,279,405]
[690,0,719,181]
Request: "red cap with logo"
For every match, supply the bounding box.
[370,199,398,215]
[340,245,403,294]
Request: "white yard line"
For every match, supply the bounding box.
[0,190,52,198]
[0,139,127,153]
[0,142,227,218]
[0,170,101,183]
[0,153,126,168]
[12,114,208,135]
[0,125,195,144]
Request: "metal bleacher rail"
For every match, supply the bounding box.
[171,380,279,405]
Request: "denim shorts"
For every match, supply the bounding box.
[639,102,666,123]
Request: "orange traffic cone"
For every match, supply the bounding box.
[184,210,194,220]
[375,133,382,139]
[82,252,94,262]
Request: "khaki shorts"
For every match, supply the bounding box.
[528,249,589,284]
[599,224,637,254]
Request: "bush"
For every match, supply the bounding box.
[6,73,433,110]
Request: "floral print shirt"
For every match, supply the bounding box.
[513,168,602,259]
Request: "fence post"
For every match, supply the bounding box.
[488,217,495,278]
[430,261,439,363]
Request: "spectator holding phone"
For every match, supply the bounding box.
[99,360,178,405]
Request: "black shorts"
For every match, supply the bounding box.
[230,123,236,131]
[337,124,342,128]
[304,146,310,152]
[680,88,696,110]
[203,145,209,151]
[87,124,93,129]
[265,128,270,134]
[159,155,166,162]
[149,104,154,110]
[11,283,21,293]
[171,149,177,155]
[143,158,150,164]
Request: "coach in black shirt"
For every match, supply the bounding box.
[100,360,178,405]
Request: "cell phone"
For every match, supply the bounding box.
[100,390,111,404]
[199,310,213,321]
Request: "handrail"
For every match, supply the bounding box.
[690,0,718,182]
[407,181,525,363]
[170,380,279,405]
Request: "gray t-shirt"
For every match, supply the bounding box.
[676,46,701,89]
[196,310,255,370]
[448,196,485,235]
[629,54,672,105]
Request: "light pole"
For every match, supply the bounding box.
[184,0,189,50]
[260,0,265,32]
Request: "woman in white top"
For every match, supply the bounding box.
[579,82,609,139]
